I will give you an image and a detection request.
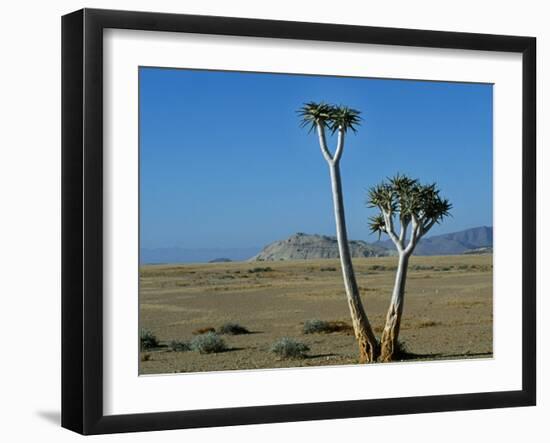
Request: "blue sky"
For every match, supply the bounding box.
[140,67,493,250]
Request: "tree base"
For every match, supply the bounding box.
[357,336,380,363]
[379,329,402,362]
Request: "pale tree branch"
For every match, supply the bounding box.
[315,123,333,164]
[398,216,409,244]
[405,214,421,255]
[333,127,345,163]
[382,209,403,252]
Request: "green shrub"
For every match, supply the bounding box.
[169,340,191,352]
[140,329,159,351]
[218,322,250,335]
[191,332,227,354]
[270,338,310,359]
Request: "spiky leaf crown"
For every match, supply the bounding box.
[298,102,362,134]
[367,174,452,236]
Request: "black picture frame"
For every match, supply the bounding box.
[62,8,536,435]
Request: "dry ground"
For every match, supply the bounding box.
[139,254,492,374]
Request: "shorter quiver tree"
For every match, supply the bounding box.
[368,175,451,362]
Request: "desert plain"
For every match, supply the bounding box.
[139,254,492,374]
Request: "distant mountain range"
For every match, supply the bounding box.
[373,226,493,256]
[140,226,493,264]
[463,246,493,255]
[252,226,493,261]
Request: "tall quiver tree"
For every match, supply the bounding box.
[368,175,452,362]
[299,102,379,363]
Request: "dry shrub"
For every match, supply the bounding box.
[271,338,309,359]
[192,327,216,335]
[140,329,159,351]
[358,286,377,292]
[169,340,191,352]
[447,300,484,308]
[303,319,353,334]
[417,320,442,328]
[191,332,227,354]
[326,320,354,334]
[303,319,330,334]
[218,322,250,335]
[248,267,273,273]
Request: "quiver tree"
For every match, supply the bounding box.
[299,102,379,363]
[368,175,452,362]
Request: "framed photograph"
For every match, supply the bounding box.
[61,8,536,435]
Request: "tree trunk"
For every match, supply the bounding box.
[328,163,379,363]
[380,253,410,362]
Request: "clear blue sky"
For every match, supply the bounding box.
[140,67,492,249]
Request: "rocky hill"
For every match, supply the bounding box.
[250,233,390,261]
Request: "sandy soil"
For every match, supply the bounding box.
[139,254,492,374]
